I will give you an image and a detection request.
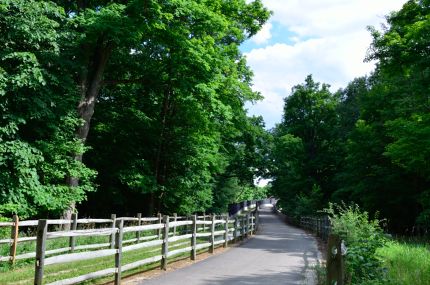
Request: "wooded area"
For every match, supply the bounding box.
[0,0,429,234]
[0,0,270,220]
[270,0,430,232]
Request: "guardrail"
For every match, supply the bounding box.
[0,201,261,284]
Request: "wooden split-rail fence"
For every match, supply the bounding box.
[0,202,260,285]
[272,205,346,285]
[300,216,331,242]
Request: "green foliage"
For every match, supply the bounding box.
[211,177,267,213]
[0,0,271,218]
[333,0,430,230]
[0,217,9,240]
[0,0,96,218]
[324,203,387,284]
[384,114,430,180]
[292,185,324,218]
[76,0,271,216]
[270,75,340,219]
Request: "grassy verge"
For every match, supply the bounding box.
[0,237,217,284]
[314,240,430,285]
[377,240,430,285]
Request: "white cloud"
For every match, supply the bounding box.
[244,0,407,129]
[264,0,405,38]
[251,22,273,44]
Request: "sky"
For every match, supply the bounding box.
[242,0,407,129]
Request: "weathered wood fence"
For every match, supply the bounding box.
[300,216,331,242]
[272,204,346,284]
[0,201,261,285]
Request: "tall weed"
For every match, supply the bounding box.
[324,203,387,284]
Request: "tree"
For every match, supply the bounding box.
[76,0,271,216]
[0,0,95,218]
[271,75,340,218]
[0,0,271,219]
[334,0,430,229]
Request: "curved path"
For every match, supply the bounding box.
[138,205,320,285]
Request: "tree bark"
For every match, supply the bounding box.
[62,38,112,223]
[152,87,173,213]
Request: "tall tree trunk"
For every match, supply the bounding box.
[62,38,112,224]
[153,88,172,213]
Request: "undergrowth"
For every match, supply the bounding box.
[315,203,430,285]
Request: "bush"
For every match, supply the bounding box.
[277,184,324,222]
[324,203,387,284]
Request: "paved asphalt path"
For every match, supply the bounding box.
[139,205,319,285]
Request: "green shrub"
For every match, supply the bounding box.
[0,216,9,239]
[277,184,324,221]
[324,203,387,284]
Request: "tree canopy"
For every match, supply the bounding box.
[271,0,430,230]
[2,0,429,232]
[0,0,271,218]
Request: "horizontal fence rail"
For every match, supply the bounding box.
[0,199,265,285]
[300,216,331,242]
[272,204,344,284]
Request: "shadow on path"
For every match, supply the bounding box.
[137,205,319,285]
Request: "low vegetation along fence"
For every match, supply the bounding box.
[0,202,260,285]
[300,216,347,285]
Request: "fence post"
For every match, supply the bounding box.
[241,215,245,240]
[9,215,19,265]
[323,216,330,241]
[233,216,238,243]
[136,213,142,243]
[114,219,124,285]
[255,208,259,231]
[173,213,177,236]
[157,213,162,239]
[110,214,116,249]
[250,212,255,234]
[317,218,322,237]
[246,213,250,237]
[210,214,215,253]
[327,234,345,285]
[251,210,255,232]
[191,215,197,261]
[161,215,169,270]
[69,213,78,252]
[34,219,48,285]
[314,217,317,233]
[224,214,228,248]
[203,212,206,232]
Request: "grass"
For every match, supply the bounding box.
[313,239,430,285]
[1,236,167,284]
[377,240,430,285]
